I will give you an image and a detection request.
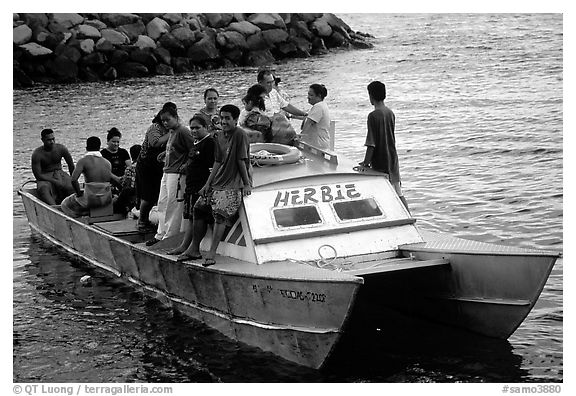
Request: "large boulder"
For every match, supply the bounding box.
[20,13,49,29]
[47,20,69,34]
[95,38,115,52]
[262,29,289,46]
[46,55,78,81]
[187,35,220,63]
[216,31,248,50]
[51,13,84,29]
[55,44,82,63]
[171,26,196,47]
[310,18,332,37]
[146,17,169,40]
[135,35,156,50]
[100,13,140,28]
[290,20,313,41]
[246,32,269,51]
[13,24,32,45]
[109,49,130,65]
[79,39,95,54]
[153,47,171,65]
[116,62,149,78]
[155,63,174,75]
[325,31,347,48]
[75,24,101,40]
[81,52,106,67]
[130,48,158,70]
[102,66,118,80]
[172,57,193,73]
[84,19,107,30]
[227,21,261,36]
[162,13,183,25]
[244,49,275,66]
[19,42,53,57]
[118,20,146,42]
[158,33,185,53]
[101,28,130,45]
[205,13,234,29]
[293,13,323,23]
[248,14,286,30]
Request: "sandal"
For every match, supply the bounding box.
[176,253,202,262]
[202,258,216,267]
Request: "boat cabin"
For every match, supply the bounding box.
[207,142,424,264]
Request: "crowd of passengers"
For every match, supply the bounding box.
[31,70,405,267]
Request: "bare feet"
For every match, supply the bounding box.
[166,246,186,255]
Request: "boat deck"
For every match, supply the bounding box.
[401,231,560,257]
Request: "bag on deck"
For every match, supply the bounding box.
[269,113,297,145]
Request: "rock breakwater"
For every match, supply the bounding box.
[13,13,374,88]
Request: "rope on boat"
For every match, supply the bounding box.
[287,244,353,272]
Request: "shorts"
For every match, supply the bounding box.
[183,191,200,219]
[193,189,242,227]
[192,194,215,224]
[210,189,242,226]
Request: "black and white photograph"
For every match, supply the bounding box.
[10,3,567,392]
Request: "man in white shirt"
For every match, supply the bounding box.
[257,70,308,118]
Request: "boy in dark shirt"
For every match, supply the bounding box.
[358,80,409,211]
[167,115,215,257]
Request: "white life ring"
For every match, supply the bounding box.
[250,143,300,165]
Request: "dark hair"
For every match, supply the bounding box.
[220,104,241,120]
[159,105,179,119]
[129,144,141,161]
[106,127,122,142]
[243,84,267,111]
[152,102,177,124]
[367,81,386,101]
[41,128,54,139]
[310,84,328,100]
[86,136,101,151]
[203,88,219,99]
[189,114,208,128]
[257,69,273,83]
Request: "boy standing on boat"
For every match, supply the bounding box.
[197,104,252,267]
[358,81,409,211]
[31,128,75,205]
[61,136,114,218]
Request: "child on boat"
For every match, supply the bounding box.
[357,80,409,211]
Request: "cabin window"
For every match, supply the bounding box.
[332,198,383,221]
[272,205,322,228]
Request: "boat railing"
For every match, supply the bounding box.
[296,141,338,165]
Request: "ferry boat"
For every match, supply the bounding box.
[18,141,559,368]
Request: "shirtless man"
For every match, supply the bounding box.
[61,136,114,218]
[31,128,75,205]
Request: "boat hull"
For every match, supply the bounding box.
[19,188,361,369]
[387,234,558,338]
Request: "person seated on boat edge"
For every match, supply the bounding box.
[113,144,141,217]
[31,128,76,205]
[136,102,174,233]
[166,115,216,257]
[192,104,252,267]
[357,80,410,212]
[299,83,331,150]
[238,84,271,143]
[100,127,131,195]
[146,104,196,247]
[196,88,222,134]
[61,136,113,218]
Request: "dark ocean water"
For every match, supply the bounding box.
[12,13,562,385]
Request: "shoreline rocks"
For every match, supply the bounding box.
[13,12,374,88]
